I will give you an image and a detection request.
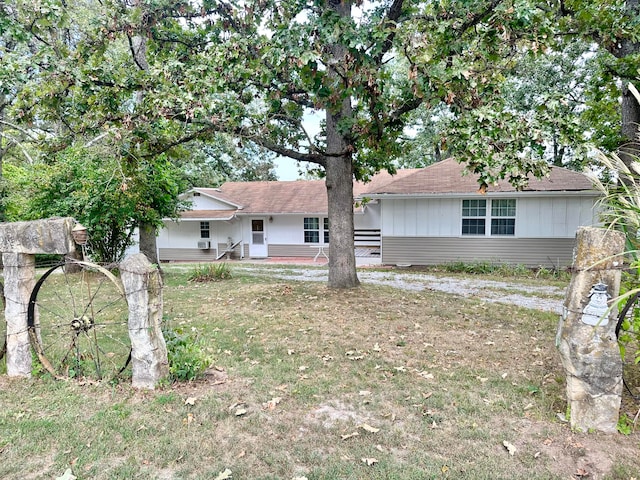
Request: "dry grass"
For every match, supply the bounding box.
[0,265,639,479]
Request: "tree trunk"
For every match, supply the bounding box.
[325,102,359,288]
[613,0,640,169]
[620,83,640,168]
[138,222,159,266]
[325,153,359,289]
[324,0,359,289]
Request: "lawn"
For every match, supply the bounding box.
[0,264,639,479]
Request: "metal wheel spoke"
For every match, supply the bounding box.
[28,262,130,381]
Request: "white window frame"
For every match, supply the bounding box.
[461,199,516,237]
[304,217,329,244]
[304,217,320,243]
[323,217,330,244]
[490,199,516,236]
[200,221,210,239]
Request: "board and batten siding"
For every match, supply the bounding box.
[381,237,576,267]
[381,196,598,238]
[379,195,599,267]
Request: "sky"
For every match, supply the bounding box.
[273,110,323,180]
[274,157,305,180]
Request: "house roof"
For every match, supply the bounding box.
[194,180,328,215]
[353,168,421,196]
[180,159,595,219]
[362,158,595,195]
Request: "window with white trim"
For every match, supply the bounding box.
[461,199,516,236]
[304,217,329,243]
[490,199,516,235]
[304,217,320,243]
[461,199,487,235]
[323,217,330,243]
[200,221,210,239]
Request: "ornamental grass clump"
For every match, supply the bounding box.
[586,101,640,414]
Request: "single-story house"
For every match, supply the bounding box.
[157,158,600,267]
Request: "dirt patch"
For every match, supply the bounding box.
[305,401,369,429]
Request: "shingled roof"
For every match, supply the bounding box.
[192,180,328,215]
[362,158,595,195]
[181,159,595,219]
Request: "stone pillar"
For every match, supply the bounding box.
[3,253,35,377]
[557,226,625,433]
[0,217,77,377]
[120,253,168,389]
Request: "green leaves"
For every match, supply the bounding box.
[164,327,213,382]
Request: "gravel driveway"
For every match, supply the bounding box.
[236,265,566,314]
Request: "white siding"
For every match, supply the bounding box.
[264,215,316,244]
[517,196,598,238]
[382,198,459,236]
[158,220,242,250]
[188,194,235,211]
[354,202,381,230]
[382,195,598,238]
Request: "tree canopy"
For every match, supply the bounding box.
[2,0,640,287]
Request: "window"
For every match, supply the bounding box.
[491,199,516,236]
[462,199,486,235]
[304,217,320,243]
[461,199,516,236]
[304,217,329,243]
[200,221,210,239]
[324,217,330,243]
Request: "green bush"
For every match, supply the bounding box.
[164,328,213,382]
[439,261,567,279]
[188,263,232,282]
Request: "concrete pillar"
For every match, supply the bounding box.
[3,253,35,377]
[557,227,625,433]
[120,253,168,389]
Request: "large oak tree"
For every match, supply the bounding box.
[5,0,579,287]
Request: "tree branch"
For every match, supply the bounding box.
[374,0,406,63]
[455,0,503,34]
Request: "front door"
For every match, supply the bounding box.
[249,218,268,257]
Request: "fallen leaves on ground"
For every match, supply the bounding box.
[183,412,194,426]
[262,397,282,410]
[55,469,77,480]
[359,423,380,433]
[229,402,247,416]
[503,440,517,456]
[214,468,233,480]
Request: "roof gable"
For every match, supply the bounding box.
[187,187,242,208]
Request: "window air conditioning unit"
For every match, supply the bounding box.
[197,241,210,249]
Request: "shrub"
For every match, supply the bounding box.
[163,328,213,382]
[188,263,232,282]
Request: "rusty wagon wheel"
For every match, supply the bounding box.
[27,260,131,381]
